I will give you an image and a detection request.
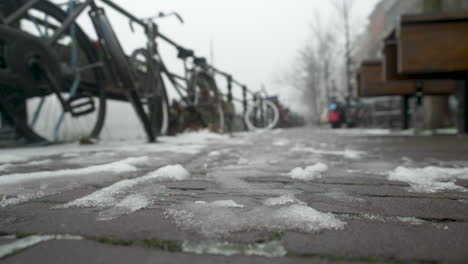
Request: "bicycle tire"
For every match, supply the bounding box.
[1,0,106,143]
[190,72,225,133]
[130,48,169,136]
[244,100,280,131]
[89,7,155,142]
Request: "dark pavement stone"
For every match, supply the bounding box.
[297,182,468,201]
[283,219,468,262]
[300,192,468,220]
[0,202,269,244]
[1,239,362,264]
[2,128,468,262]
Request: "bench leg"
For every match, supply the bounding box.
[401,95,411,130]
[456,80,468,134]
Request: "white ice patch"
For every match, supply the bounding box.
[0,155,29,164]
[195,200,244,208]
[388,166,468,193]
[263,194,307,206]
[0,234,82,259]
[287,163,328,180]
[237,158,249,165]
[208,151,221,157]
[97,194,151,221]
[0,156,149,186]
[182,240,287,257]
[272,139,290,147]
[160,130,245,146]
[0,163,12,172]
[62,165,189,220]
[143,164,190,181]
[165,203,345,237]
[291,146,364,160]
[342,213,424,225]
[0,159,54,173]
[332,129,392,136]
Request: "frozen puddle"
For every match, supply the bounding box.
[165,203,345,237]
[291,146,364,160]
[62,165,189,220]
[287,163,328,180]
[182,240,286,258]
[388,166,468,193]
[0,234,82,259]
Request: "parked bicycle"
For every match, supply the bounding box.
[244,91,280,131]
[0,0,186,143]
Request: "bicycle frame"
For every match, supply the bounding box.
[3,0,162,141]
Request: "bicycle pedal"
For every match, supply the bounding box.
[67,94,96,117]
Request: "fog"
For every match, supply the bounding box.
[74,0,378,113]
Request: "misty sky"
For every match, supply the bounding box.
[78,0,379,112]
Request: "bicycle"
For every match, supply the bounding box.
[0,0,107,144]
[244,91,280,131]
[126,12,225,134]
[0,0,174,143]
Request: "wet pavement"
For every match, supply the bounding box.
[0,127,467,263]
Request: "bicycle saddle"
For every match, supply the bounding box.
[194,57,207,66]
[177,48,194,60]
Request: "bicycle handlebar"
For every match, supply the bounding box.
[99,0,257,97]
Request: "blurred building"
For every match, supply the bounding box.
[353,0,468,130]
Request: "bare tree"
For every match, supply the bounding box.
[332,0,356,101]
[283,13,339,120]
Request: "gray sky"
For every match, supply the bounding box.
[81,0,379,112]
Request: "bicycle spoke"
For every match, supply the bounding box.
[29,97,46,128]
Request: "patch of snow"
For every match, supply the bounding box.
[0,155,29,164]
[165,204,344,237]
[208,151,221,157]
[0,156,149,186]
[62,165,189,219]
[97,194,151,221]
[196,200,245,208]
[291,146,364,160]
[160,130,245,146]
[0,159,54,173]
[0,234,81,259]
[388,166,468,193]
[343,149,364,159]
[287,163,328,180]
[272,139,290,147]
[263,194,307,206]
[342,213,424,225]
[0,163,12,172]
[143,164,190,181]
[182,240,286,257]
[23,159,54,166]
[332,129,391,136]
[237,158,249,165]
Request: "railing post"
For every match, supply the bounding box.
[242,86,248,114]
[227,75,233,103]
[401,95,411,130]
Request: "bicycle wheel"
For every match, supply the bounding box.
[0,0,106,143]
[244,100,280,131]
[189,72,225,133]
[89,6,154,142]
[130,48,169,136]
